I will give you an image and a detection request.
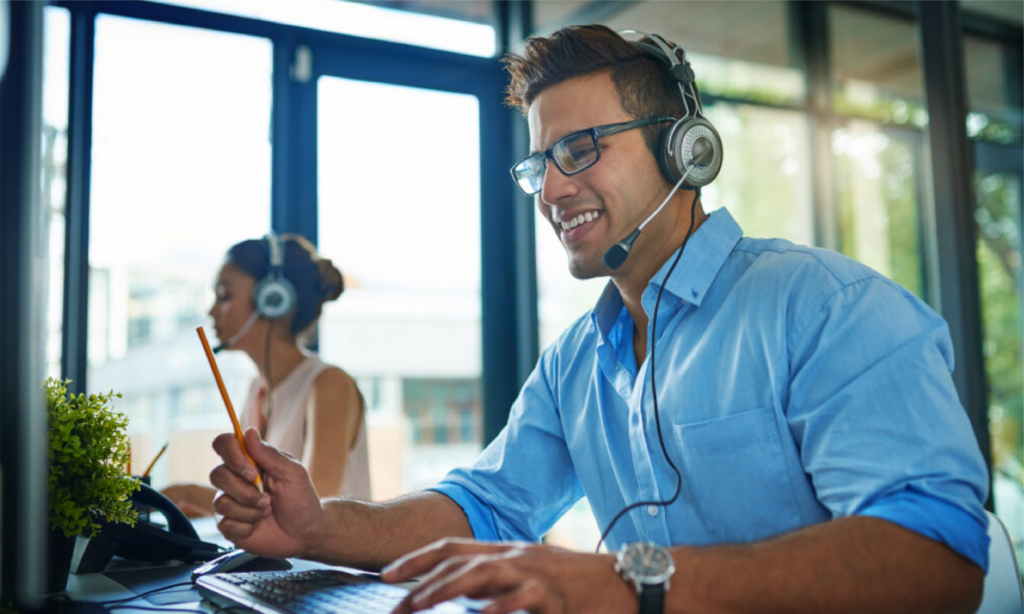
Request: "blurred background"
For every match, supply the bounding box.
[27,0,1022,561]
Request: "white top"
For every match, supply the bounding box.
[240,354,371,500]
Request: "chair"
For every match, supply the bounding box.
[976,510,1024,614]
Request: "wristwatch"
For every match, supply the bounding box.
[614,541,675,614]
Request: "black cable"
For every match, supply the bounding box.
[105,607,208,614]
[596,190,700,553]
[90,582,193,606]
[106,606,258,614]
[264,318,274,432]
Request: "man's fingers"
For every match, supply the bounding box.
[216,516,256,542]
[210,464,266,507]
[410,557,526,612]
[212,432,259,482]
[383,538,520,583]
[391,556,475,614]
[213,491,269,523]
[483,579,563,614]
[245,427,289,471]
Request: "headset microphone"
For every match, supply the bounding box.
[603,164,695,270]
[212,310,261,354]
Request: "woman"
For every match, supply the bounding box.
[163,234,370,517]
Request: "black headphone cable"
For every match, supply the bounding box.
[263,319,274,434]
[595,189,700,553]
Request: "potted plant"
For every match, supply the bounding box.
[45,378,140,593]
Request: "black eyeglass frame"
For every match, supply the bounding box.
[510,116,676,196]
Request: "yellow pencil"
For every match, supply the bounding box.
[196,326,264,493]
[141,442,169,478]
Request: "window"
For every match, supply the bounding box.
[965,35,1023,144]
[87,15,272,486]
[959,1,1024,29]
[702,103,813,243]
[831,122,926,297]
[42,7,70,379]
[317,77,484,499]
[160,0,496,57]
[975,170,1024,565]
[829,4,927,128]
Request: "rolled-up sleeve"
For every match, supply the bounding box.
[787,277,990,569]
[428,349,584,542]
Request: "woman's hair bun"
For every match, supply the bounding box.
[317,258,344,302]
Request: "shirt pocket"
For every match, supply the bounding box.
[671,406,804,544]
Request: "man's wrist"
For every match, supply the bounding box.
[615,542,675,614]
[299,497,334,561]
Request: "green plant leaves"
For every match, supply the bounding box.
[45,378,141,538]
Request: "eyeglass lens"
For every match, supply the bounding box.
[514,132,599,195]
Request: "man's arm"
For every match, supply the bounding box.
[672,516,983,614]
[309,491,473,570]
[385,517,983,614]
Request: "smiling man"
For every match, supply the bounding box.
[209,25,990,614]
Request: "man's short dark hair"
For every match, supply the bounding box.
[502,24,697,155]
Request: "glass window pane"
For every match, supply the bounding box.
[975,170,1024,568]
[532,0,588,30]
[959,0,1024,26]
[534,1,804,105]
[161,0,495,57]
[87,16,272,487]
[317,77,483,499]
[702,103,814,244]
[964,36,1023,144]
[831,122,926,298]
[829,5,928,129]
[42,7,70,380]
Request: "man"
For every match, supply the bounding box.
[210,25,989,614]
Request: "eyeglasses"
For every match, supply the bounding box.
[509,116,675,196]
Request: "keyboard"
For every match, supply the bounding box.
[196,568,479,614]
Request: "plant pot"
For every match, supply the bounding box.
[46,528,75,594]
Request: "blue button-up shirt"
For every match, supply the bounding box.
[432,209,990,569]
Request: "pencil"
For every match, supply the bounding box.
[196,326,264,493]
[141,442,169,478]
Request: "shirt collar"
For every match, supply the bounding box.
[647,207,743,308]
[591,207,743,336]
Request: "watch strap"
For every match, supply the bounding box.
[639,582,665,614]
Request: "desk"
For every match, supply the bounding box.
[65,557,329,611]
[61,516,320,612]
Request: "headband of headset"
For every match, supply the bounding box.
[620,29,723,188]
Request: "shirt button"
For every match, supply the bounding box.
[647,505,659,517]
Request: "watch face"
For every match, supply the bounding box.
[620,542,675,584]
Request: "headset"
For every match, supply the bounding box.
[596,30,723,551]
[625,30,722,190]
[603,31,723,271]
[253,233,297,320]
[212,234,296,355]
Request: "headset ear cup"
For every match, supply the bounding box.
[665,117,723,189]
[253,277,297,320]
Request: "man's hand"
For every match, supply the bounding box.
[381,539,636,614]
[210,427,325,559]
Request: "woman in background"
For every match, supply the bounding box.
[163,234,370,517]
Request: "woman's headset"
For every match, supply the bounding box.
[622,30,723,189]
[252,233,297,320]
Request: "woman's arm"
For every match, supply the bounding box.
[161,483,217,518]
[303,366,364,497]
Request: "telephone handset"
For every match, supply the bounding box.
[75,482,224,573]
